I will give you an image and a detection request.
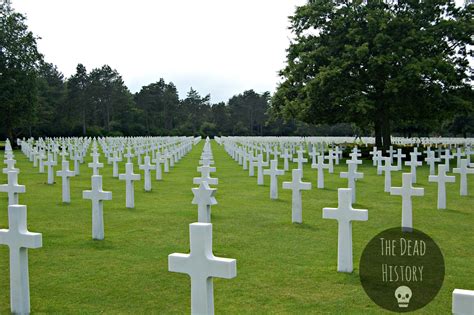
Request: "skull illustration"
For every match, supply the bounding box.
[395,286,412,308]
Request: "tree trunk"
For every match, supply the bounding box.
[374,110,383,148]
[7,125,14,146]
[382,104,391,149]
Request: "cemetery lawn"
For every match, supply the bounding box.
[1,141,473,314]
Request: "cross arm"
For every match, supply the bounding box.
[20,232,43,249]
[352,209,368,222]
[322,207,338,220]
[209,257,237,279]
[169,253,191,275]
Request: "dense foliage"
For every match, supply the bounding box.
[1,1,472,140]
[272,0,474,146]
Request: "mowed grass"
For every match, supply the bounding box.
[0,140,473,314]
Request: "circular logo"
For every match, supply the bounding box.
[359,227,445,312]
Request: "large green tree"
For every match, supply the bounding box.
[0,2,43,140]
[135,79,180,135]
[35,62,66,136]
[273,0,473,147]
[228,90,270,135]
[179,88,211,135]
[66,64,90,135]
[88,65,133,134]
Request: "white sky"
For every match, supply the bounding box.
[12,0,307,103]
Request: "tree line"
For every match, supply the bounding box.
[1,2,322,139]
[1,1,473,145]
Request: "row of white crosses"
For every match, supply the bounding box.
[218,137,474,275]
[0,139,43,314]
[0,136,197,313]
[169,137,237,315]
[19,137,195,207]
[220,138,369,274]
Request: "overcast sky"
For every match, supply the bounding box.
[12,0,307,103]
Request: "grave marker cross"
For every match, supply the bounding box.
[168,223,237,315]
[323,188,368,273]
[340,161,363,203]
[428,164,455,209]
[453,159,474,196]
[282,169,312,223]
[263,160,285,199]
[83,175,112,240]
[0,205,42,315]
[390,173,424,231]
[0,171,25,205]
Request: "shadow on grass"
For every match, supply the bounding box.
[78,239,116,251]
[444,208,470,215]
[292,223,319,232]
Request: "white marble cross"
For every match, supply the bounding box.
[83,175,112,240]
[71,151,82,175]
[281,149,292,171]
[404,152,422,183]
[429,164,455,209]
[242,151,249,170]
[139,156,154,192]
[453,147,465,169]
[369,147,378,166]
[309,147,319,166]
[192,181,217,223]
[386,146,396,164]
[0,171,26,205]
[263,160,285,199]
[200,156,214,167]
[152,152,164,180]
[44,153,57,185]
[390,173,424,231]
[453,159,474,196]
[325,150,335,173]
[312,155,330,189]
[256,154,268,186]
[109,153,122,178]
[323,188,368,273]
[248,154,257,177]
[378,157,398,193]
[124,147,134,163]
[293,151,308,176]
[0,205,42,314]
[59,148,68,162]
[334,146,342,165]
[340,161,364,203]
[349,148,362,164]
[282,168,312,223]
[3,158,18,174]
[441,149,452,172]
[168,223,237,315]
[424,150,440,175]
[37,151,46,174]
[452,289,474,315]
[88,152,104,176]
[56,160,75,203]
[374,151,384,175]
[163,152,171,173]
[393,149,405,171]
[195,164,218,185]
[119,163,141,208]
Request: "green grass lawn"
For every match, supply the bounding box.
[0,140,473,314]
